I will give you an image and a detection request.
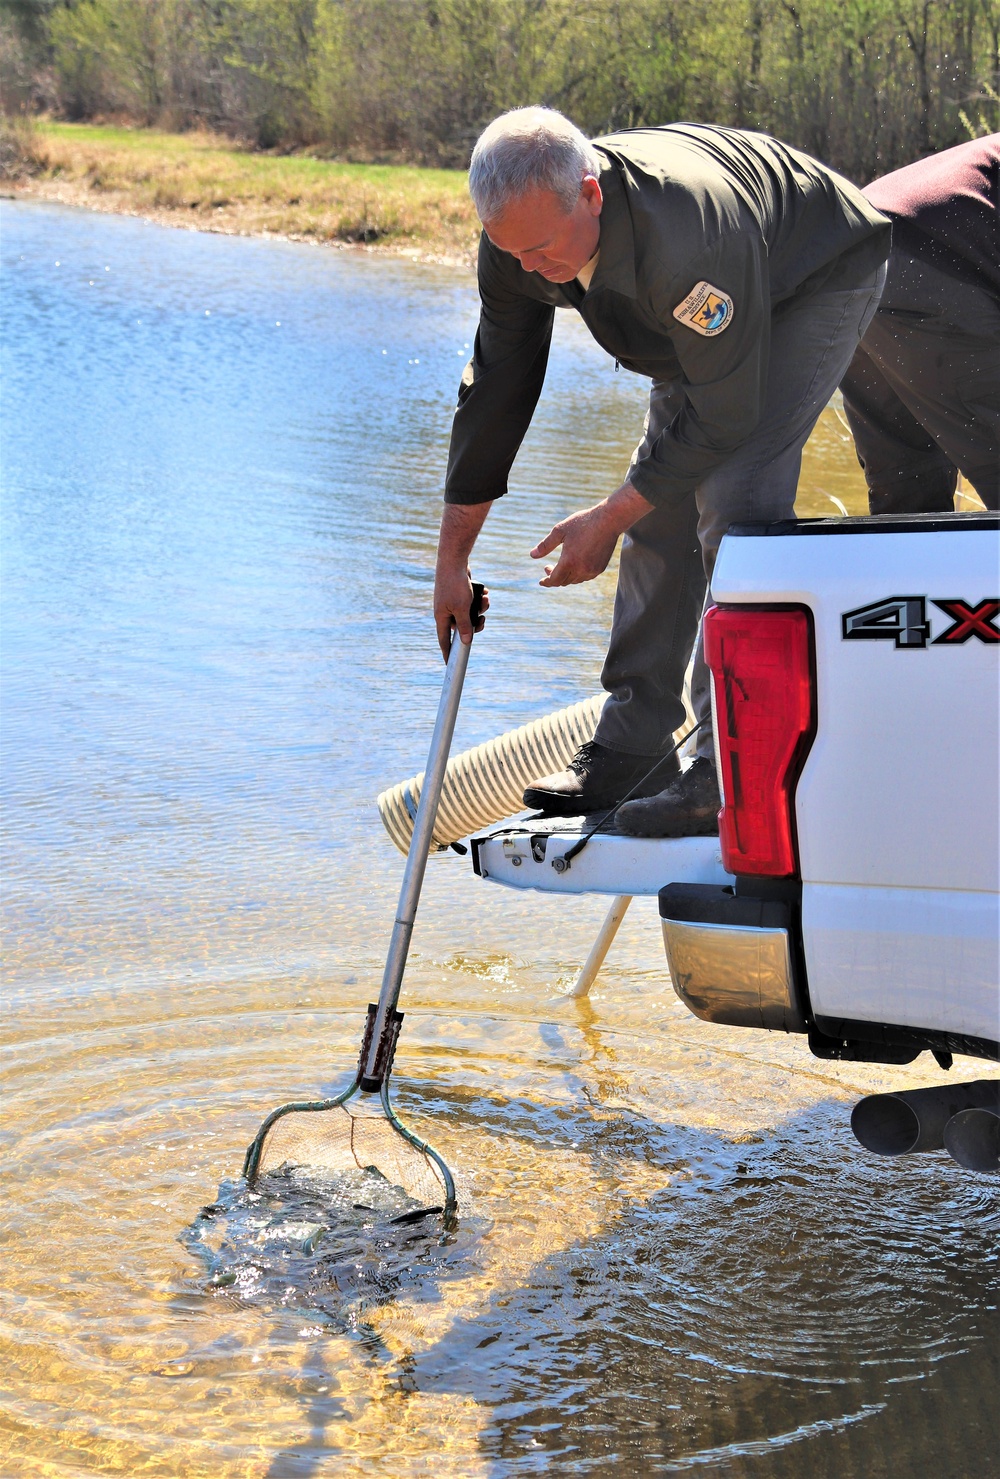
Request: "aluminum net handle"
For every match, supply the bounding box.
[361,622,474,1087]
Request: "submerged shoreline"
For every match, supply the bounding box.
[5,121,480,268]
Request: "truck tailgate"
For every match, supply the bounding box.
[711,514,999,1043]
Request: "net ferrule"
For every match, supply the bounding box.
[355,1004,379,1084]
[358,1008,404,1092]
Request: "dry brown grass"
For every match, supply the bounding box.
[0,112,48,181]
[8,123,480,266]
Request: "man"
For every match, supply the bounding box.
[436,108,889,835]
[840,134,999,514]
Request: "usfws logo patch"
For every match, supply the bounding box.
[673,281,734,336]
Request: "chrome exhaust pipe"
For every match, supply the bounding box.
[943,1108,1000,1173]
[851,1079,1000,1157]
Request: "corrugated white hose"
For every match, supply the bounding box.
[377,693,607,855]
[377,676,696,856]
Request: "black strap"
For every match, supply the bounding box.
[557,717,710,870]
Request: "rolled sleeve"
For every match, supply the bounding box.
[444,236,555,505]
[628,235,771,506]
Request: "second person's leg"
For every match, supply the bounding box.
[840,339,958,514]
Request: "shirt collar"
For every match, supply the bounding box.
[575,250,600,291]
[589,149,637,299]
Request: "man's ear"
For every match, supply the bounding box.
[580,175,604,216]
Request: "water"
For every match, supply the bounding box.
[2,200,997,1478]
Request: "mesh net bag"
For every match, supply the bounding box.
[250,1095,451,1210]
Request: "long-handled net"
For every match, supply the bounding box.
[242,591,485,1226]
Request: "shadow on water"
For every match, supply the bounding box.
[178,1084,999,1478]
[421,1097,999,1478]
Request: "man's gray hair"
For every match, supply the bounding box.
[469,107,601,224]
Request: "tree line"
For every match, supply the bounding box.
[3,0,998,180]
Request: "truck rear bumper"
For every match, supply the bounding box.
[658,885,807,1034]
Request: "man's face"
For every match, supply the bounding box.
[483,176,603,282]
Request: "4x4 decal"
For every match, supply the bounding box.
[842,596,999,649]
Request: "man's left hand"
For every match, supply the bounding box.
[531,483,654,586]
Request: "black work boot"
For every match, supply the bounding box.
[523,740,679,817]
[615,755,721,837]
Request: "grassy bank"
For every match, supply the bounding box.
[5,122,480,265]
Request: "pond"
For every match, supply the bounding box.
[2,199,996,1478]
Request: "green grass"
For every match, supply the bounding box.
[20,122,480,260]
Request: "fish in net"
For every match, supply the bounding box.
[180,1165,457,1330]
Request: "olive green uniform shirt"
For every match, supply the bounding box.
[445,125,891,508]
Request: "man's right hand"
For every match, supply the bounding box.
[434,501,494,659]
[434,564,489,659]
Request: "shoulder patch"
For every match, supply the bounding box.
[673,281,734,337]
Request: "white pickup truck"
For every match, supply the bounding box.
[471,510,1000,1166]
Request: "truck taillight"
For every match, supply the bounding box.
[703,604,815,879]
